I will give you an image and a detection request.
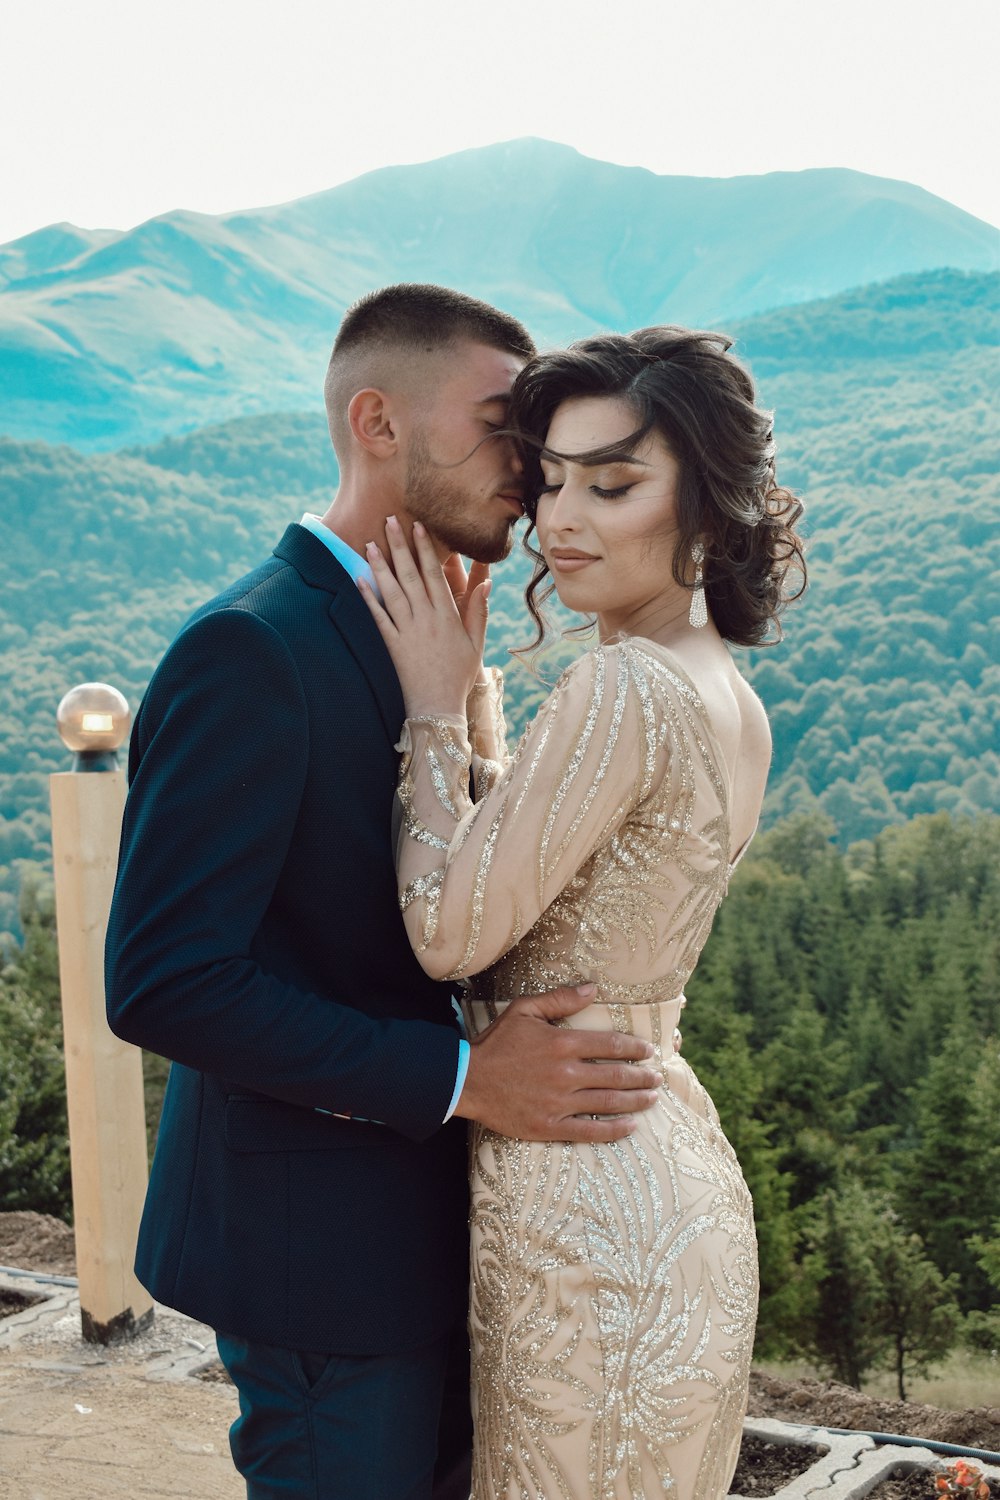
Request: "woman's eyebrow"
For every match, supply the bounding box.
[541,447,652,467]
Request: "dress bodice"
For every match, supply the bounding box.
[395,638,747,1014]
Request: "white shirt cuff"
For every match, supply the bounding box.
[443,1038,471,1123]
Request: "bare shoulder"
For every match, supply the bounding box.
[732,673,772,761]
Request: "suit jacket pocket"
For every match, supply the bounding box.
[225,1095,395,1153]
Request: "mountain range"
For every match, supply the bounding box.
[1,138,997,449]
[0,141,997,940]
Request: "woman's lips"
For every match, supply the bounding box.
[549,550,598,572]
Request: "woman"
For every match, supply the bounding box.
[360,327,805,1499]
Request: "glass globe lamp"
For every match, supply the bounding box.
[56,683,131,771]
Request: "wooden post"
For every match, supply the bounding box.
[49,768,154,1343]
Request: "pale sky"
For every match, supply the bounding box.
[5,0,998,248]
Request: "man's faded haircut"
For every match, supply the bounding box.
[324,283,535,455]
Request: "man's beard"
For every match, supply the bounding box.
[404,434,519,565]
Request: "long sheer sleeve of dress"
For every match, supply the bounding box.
[395,638,759,1500]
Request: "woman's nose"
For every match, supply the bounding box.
[546,484,580,531]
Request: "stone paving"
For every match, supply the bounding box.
[3,1268,999,1498]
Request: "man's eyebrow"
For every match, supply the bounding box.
[476,393,512,407]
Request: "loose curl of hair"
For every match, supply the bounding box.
[509,327,806,651]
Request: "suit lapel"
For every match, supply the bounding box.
[274,525,404,742]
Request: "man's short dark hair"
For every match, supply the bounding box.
[324,284,535,457]
[333,283,535,363]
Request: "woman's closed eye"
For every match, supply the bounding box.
[537,481,634,500]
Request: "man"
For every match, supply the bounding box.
[105,284,662,1500]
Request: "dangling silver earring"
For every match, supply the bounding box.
[689,541,708,628]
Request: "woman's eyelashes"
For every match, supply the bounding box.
[537,481,634,500]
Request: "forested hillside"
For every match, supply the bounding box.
[0,267,996,941]
[4,804,998,1382]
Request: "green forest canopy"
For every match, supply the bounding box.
[0,266,997,941]
[4,804,998,1378]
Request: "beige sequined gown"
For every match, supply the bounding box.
[395,638,759,1500]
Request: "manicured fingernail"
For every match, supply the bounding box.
[366,541,380,558]
[576,983,596,996]
[413,520,425,536]
[386,514,399,528]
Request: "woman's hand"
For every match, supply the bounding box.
[442,553,493,690]
[358,516,491,718]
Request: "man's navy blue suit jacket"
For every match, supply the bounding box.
[105,524,470,1355]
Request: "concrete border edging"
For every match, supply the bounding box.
[734,1419,872,1499]
[736,1416,1000,1498]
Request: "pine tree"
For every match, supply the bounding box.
[868,1209,961,1400]
[964,1220,1000,1354]
[899,1014,1000,1309]
[759,994,883,1206]
[803,1185,884,1388]
[0,874,71,1217]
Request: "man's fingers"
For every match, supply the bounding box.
[544,1116,638,1145]
[569,1062,663,1093]
[518,984,599,1022]
[551,1026,656,1063]
[570,1088,661,1117]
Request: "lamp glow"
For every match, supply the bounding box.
[57,683,131,770]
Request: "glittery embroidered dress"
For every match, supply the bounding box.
[395,638,759,1500]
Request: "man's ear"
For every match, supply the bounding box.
[347,388,399,457]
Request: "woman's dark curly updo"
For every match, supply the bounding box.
[509,326,806,649]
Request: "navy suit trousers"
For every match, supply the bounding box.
[216,1320,472,1500]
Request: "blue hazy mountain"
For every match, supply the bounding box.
[1,138,996,449]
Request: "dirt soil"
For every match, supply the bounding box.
[0,1210,77,1276]
[747,1370,1000,1452]
[730,1434,819,1495]
[2,1212,999,1499]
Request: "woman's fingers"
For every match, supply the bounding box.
[410,521,461,612]
[441,550,469,603]
[466,560,491,597]
[464,577,492,660]
[364,538,414,626]
[384,515,430,603]
[356,576,398,644]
